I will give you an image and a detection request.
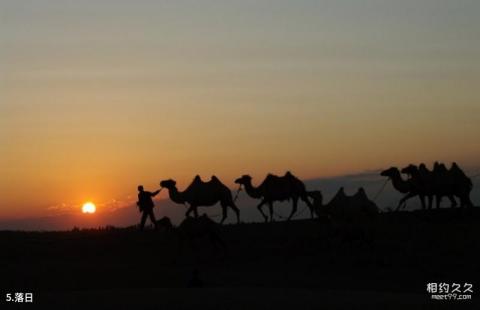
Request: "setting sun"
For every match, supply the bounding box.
[82,202,96,214]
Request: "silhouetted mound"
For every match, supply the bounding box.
[319,187,379,221]
[156,216,173,231]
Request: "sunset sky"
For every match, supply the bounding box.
[1,0,479,220]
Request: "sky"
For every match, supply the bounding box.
[1,0,479,222]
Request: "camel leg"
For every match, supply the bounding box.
[427,195,433,209]
[418,195,426,210]
[220,206,227,224]
[256,200,268,222]
[396,200,405,211]
[458,194,473,208]
[466,196,474,208]
[268,202,275,222]
[287,198,298,221]
[396,192,416,211]
[186,206,194,218]
[301,195,316,219]
[448,195,457,208]
[435,195,442,209]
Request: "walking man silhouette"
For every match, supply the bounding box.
[137,185,161,230]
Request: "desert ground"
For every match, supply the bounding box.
[1,208,478,309]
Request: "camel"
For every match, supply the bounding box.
[310,188,378,248]
[380,167,422,210]
[160,175,240,224]
[314,187,379,221]
[308,190,323,218]
[402,162,457,209]
[176,214,226,253]
[234,171,315,222]
[447,162,473,207]
[401,164,436,209]
[430,162,458,208]
[383,162,473,210]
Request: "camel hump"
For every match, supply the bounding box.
[210,175,226,188]
[284,171,301,182]
[331,187,346,201]
[450,163,472,184]
[185,175,203,192]
[355,188,376,206]
[263,173,278,184]
[450,162,464,174]
[434,162,447,173]
[419,163,430,173]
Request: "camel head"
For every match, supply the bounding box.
[160,179,177,189]
[380,167,400,178]
[235,175,252,186]
[401,164,418,176]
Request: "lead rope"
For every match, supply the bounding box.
[233,185,243,203]
[372,179,389,202]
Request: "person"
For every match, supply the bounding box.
[137,185,161,230]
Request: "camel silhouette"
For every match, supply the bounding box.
[401,164,437,209]
[314,187,379,222]
[402,163,457,209]
[177,214,226,254]
[380,167,421,210]
[382,162,474,211]
[446,162,473,207]
[234,171,315,222]
[442,162,473,207]
[160,175,240,224]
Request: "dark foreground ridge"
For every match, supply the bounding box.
[1,208,479,309]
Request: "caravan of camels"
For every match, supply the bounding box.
[159,162,475,224]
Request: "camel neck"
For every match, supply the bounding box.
[168,187,186,204]
[390,172,410,193]
[243,181,262,199]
